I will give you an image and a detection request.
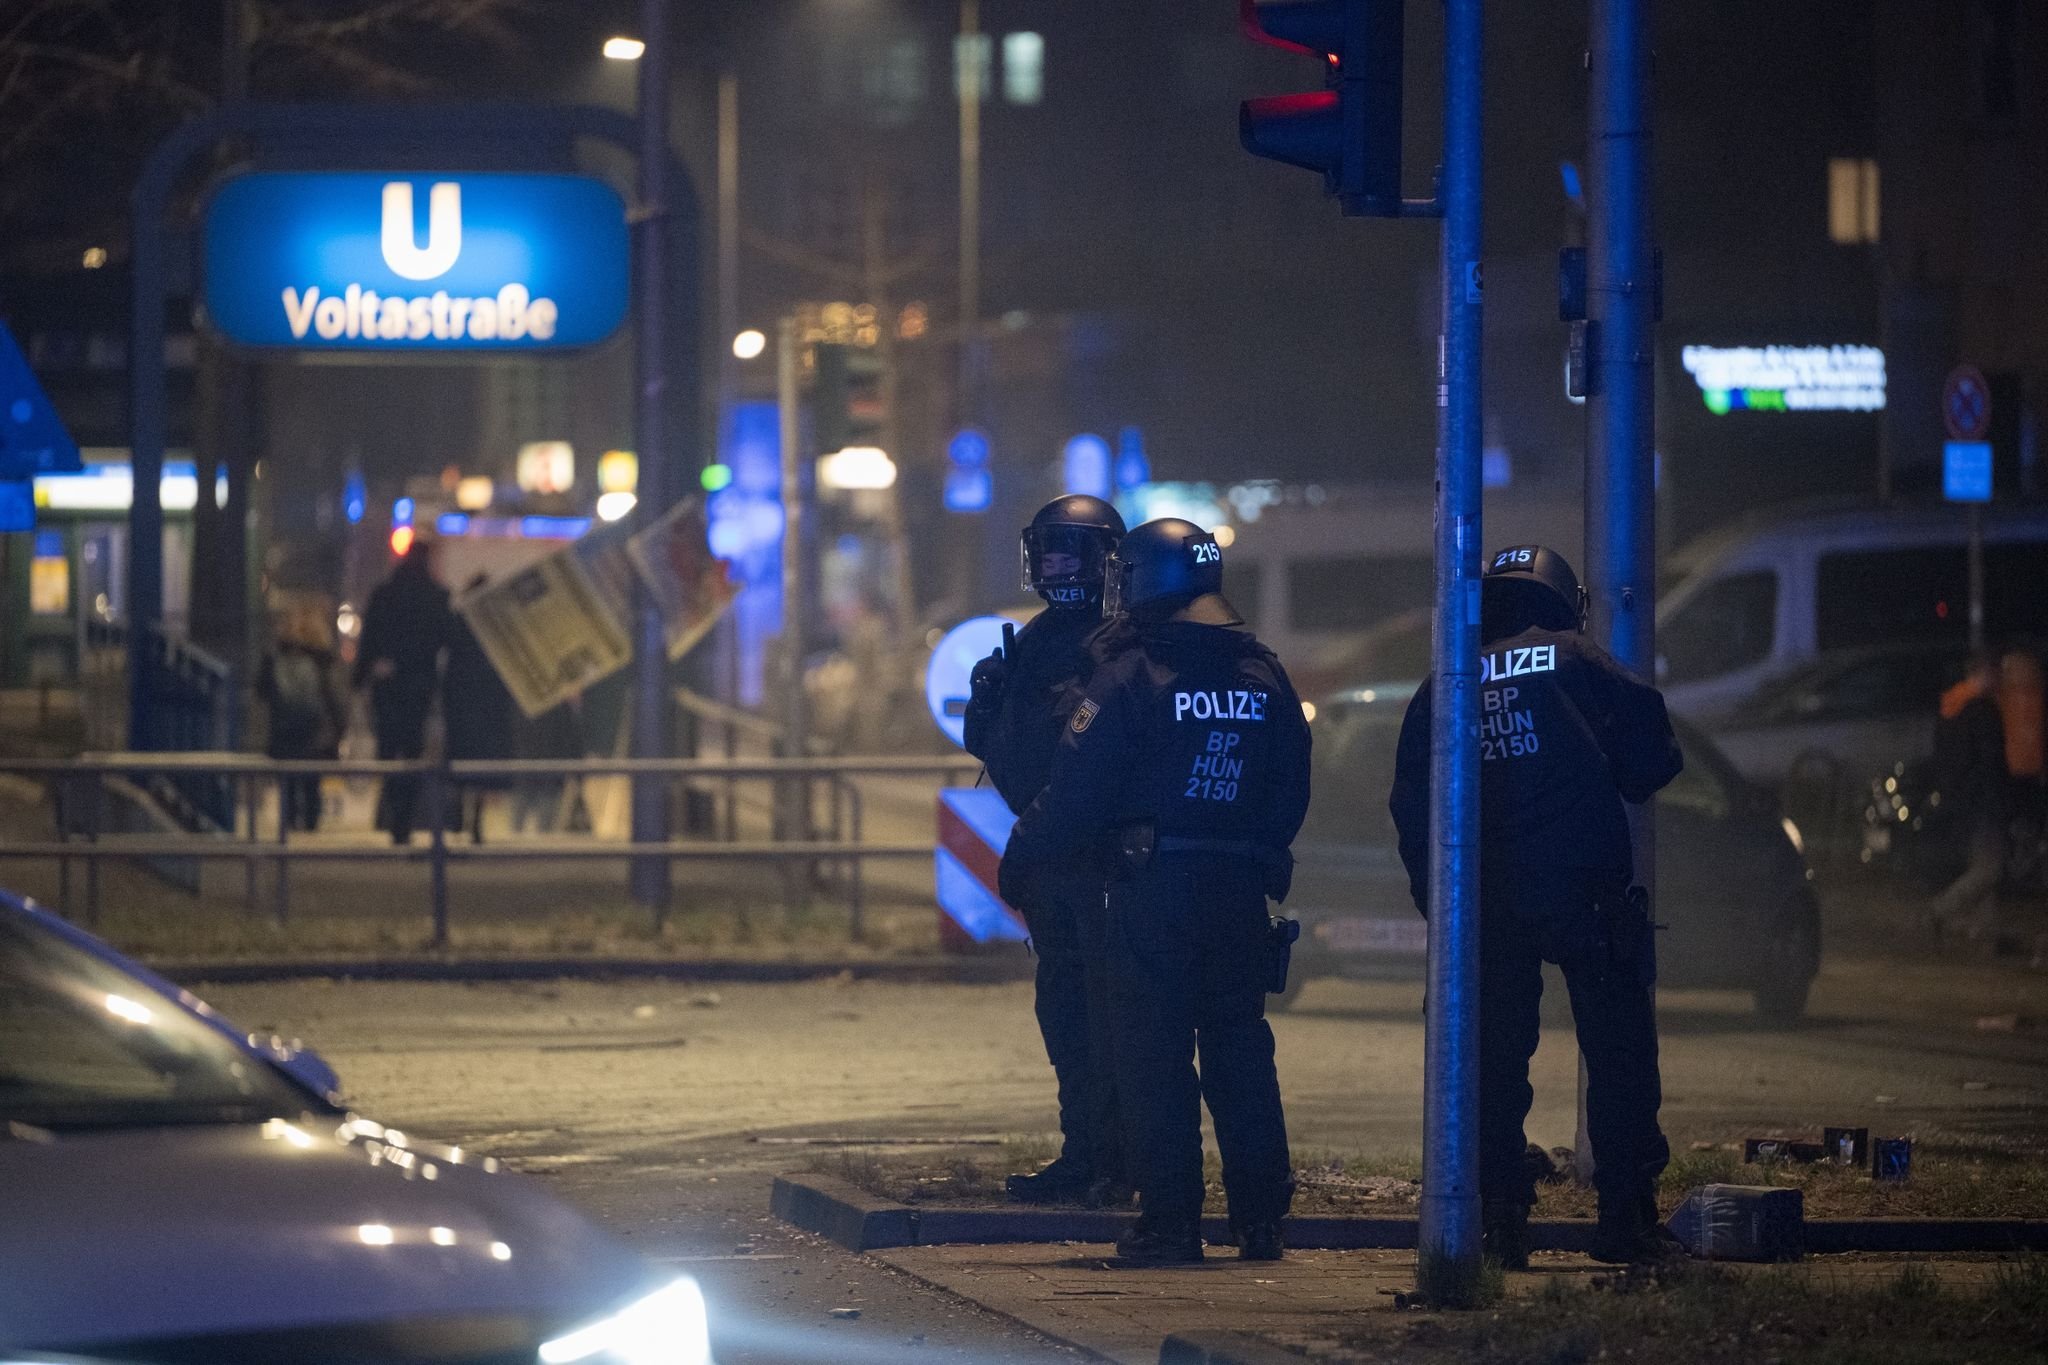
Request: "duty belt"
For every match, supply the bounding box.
[1155,835,1267,860]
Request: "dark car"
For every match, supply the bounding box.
[1284,682,1822,1022]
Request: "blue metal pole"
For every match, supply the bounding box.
[127,172,168,750]
[1586,0,1655,672]
[1419,0,1485,1285]
[1580,0,1656,1183]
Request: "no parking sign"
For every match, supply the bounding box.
[924,615,1012,749]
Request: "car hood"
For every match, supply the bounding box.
[0,1121,655,1354]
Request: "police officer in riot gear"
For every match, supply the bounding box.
[1389,545,1684,1268]
[964,494,1129,1205]
[1001,518,1312,1264]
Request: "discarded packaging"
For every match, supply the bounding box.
[1871,1136,1913,1182]
[1666,1184,1804,1261]
[1743,1138,1825,1164]
[1822,1126,1869,1165]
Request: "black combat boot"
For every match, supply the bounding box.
[1235,1219,1285,1262]
[1005,1155,1095,1205]
[1590,1188,1683,1265]
[1114,1215,1205,1265]
[1482,1201,1531,1271]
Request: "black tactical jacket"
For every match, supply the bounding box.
[1006,617,1313,876]
[1389,629,1683,911]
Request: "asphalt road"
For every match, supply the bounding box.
[203,949,2048,1364]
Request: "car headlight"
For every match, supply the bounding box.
[539,1278,711,1365]
[1780,816,1805,856]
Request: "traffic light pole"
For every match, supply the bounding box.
[1579,0,1658,1178]
[1418,0,1486,1298]
[629,0,674,911]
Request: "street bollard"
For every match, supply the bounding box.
[428,760,449,947]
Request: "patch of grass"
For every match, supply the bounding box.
[817,1138,2048,1223]
[1412,1249,1506,1310]
[807,1137,1059,1206]
[1373,1257,2048,1365]
[1525,1143,2048,1222]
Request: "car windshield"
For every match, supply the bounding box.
[0,912,317,1133]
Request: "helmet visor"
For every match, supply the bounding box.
[1021,523,1114,601]
[1101,552,1133,619]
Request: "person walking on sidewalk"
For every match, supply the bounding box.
[1001,518,1311,1265]
[1929,652,2011,944]
[964,495,1130,1208]
[353,537,453,845]
[444,574,518,844]
[257,601,348,832]
[1389,545,1685,1268]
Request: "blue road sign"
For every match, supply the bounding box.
[0,324,82,479]
[1115,426,1150,490]
[203,173,629,351]
[1063,433,1112,500]
[944,466,993,513]
[0,480,31,531]
[948,428,990,468]
[925,615,1012,748]
[1944,440,1993,503]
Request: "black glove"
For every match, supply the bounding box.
[970,651,1009,711]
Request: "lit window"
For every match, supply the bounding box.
[954,33,992,102]
[1827,158,1879,245]
[30,531,68,616]
[1003,32,1044,105]
[864,37,926,115]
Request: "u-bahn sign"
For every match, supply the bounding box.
[203,172,629,350]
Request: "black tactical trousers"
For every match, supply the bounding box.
[1478,865,1670,1208]
[1023,871,1124,1183]
[1107,856,1292,1227]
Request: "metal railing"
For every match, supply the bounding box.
[0,753,982,946]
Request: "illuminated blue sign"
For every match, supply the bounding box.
[203,173,629,350]
[1944,441,1992,504]
[948,428,990,467]
[944,467,993,513]
[926,615,1012,748]
[1063,433,1112,500]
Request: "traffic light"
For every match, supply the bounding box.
[812,342,887,456]
[1239,0,1404,217]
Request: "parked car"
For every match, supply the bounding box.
[0,891,713,1365]
[1657,499,2048,721]
[1708,644,1972,793]
[1284,682,1822,1022]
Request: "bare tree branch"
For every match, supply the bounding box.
[3,38,212,110]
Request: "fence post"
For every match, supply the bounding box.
[83,770,102,928]
[428,758,449,948]
[274,769,291,927]
[846,780,866,943]
[244,773,259,910]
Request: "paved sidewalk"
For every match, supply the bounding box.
[873,1241,1416,1362]
[871,1242,2018,1364]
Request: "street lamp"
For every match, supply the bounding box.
[732,328,767,361]
[602,36,645,60]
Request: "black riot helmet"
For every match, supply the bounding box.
[1481,544,1588,640]
[1104,518,1234,621]
[1020,495,1126,608]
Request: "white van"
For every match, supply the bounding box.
[1656,499,2048,719]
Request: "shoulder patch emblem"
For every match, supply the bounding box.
[1071,699,1100,734]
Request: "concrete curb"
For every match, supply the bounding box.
[1159,1333,1312,1365]
[770,1173,2048,1256]
[157,953,1033,986]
